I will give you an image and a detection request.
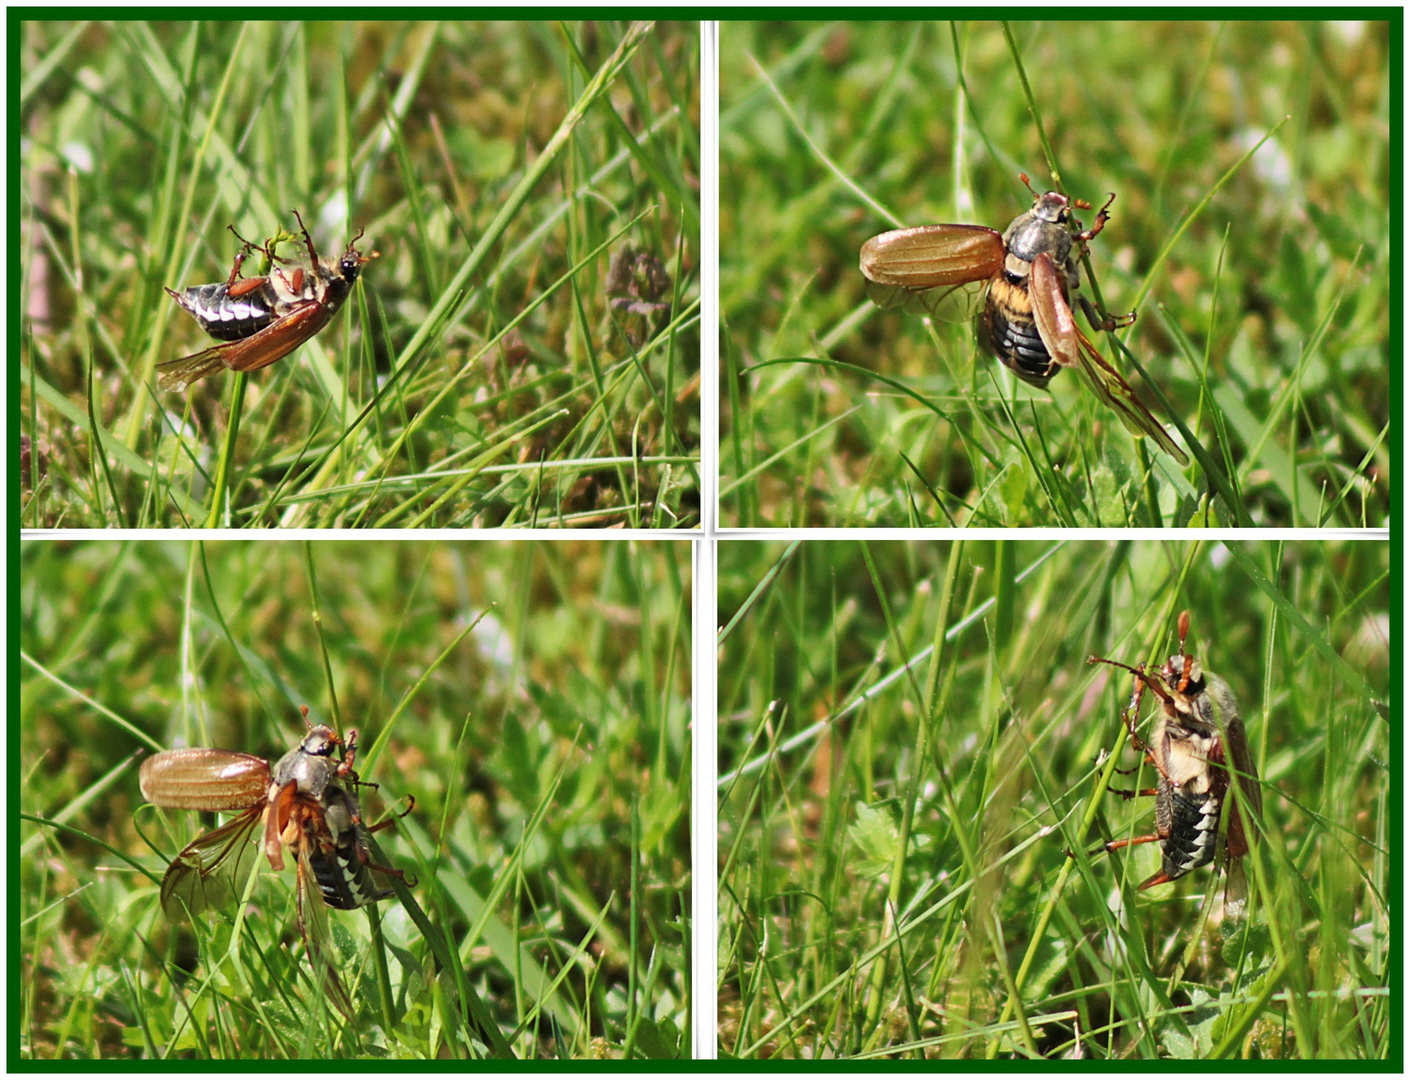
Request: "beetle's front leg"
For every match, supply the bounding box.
[1076,192,1118,244]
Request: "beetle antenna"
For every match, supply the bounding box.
[1087,653,1176,708]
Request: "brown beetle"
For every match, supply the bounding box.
[1085,611,1262,904]
[138,711,411,1014]
[158,210,377,392]
[860,175,1189,465]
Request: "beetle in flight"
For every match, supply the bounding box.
[138,711,412,1015]
[859,175,1189,465]
[158,210,377,392]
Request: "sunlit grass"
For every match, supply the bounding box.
[720,21,1388,527]
[20,20,701,528]
[717,538,1388,1059]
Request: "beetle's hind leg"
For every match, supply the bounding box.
[218,225,265,288]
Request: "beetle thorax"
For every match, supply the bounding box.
[271,728,342,799]
[1158,718,1221,793]
[1000,205,1075,276]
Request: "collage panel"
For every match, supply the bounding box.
[719,22,1388,528]
[20,20,700,529]
[717,538,1388,1059]
[19,538,692,1058]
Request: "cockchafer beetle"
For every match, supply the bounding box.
[859,174,1189,466]
[1084,611,1262,907]
[158,210,377,392]
[138,709,413,1015]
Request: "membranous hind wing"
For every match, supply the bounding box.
[860,224,1004,322]
[1222,712,1262,860]
[140,748,273,921]
[293,801,354,1017]
[157,806,265,921]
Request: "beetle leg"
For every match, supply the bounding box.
[226,275,269,299]
[365,793,415,833]
[337,729,361,779]
[1076,293,1137,335]
[222,244,254,288]
[227,223,266,253]
[1103,832,1166,854]
[1070,827,1163,870]
[1135,867,1180,890]
[264,779,298,870]
[226,223,289,270]
[270,263,305,293]
[1076,192,1118,243]
[291,208,320,265]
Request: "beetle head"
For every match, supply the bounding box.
[1029,191,1072,226]
[299,724,343,757]
[338,229,379,283]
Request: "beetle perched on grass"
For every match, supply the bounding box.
[1084,611,1262,907]
[158,210,377,392]
[860,174,1189,465]
[138,709,412,1015]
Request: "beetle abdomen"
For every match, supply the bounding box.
[309,834,389,909]
[167,282,280,342]
[1159,782,1222,880]
[308,783,393,909]
[979,274,1057,388]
